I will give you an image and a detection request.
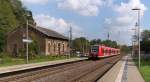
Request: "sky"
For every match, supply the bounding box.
[20,0,150,45]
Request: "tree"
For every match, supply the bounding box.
[0,0,18,52]
[0,0,34,52]
[72,37,120,54]
[141,30,150,41]
[90,39,101,45]
[141,30,150,54]
[120,45,130,54]
[28,39,39,58]
[72,37,90,53]
[101,40,119,48]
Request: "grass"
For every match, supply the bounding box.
[29,55,72,63]
[134,58,150,82]
[0,53,77,67]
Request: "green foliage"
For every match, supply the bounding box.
[28,39,40,58]
[11,0,26,24]
[134,58,150,82]
[0,0,18,28]
[89,39,119,48]
[72,37,90,52]
[141,40,150,53]
[0,52,25,66]
[72,37,120,53]
[0,53,71,67]
[29,55,68,63]
[141,30,150,54]
[0,0,19,51]
[120,45,130,54]
[90,39,101,45]
[141,30,150,41]
[0,0,34,52]
[101,40,119,48]
[0,31,5,52]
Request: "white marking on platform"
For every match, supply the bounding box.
[115,56,127,82]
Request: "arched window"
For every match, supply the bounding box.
[58,43,61,54]
[62,44,64,52]
[54,43,56,52]
[48,43,51,53]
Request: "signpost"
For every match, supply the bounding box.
[23,11,32,64]
[22,38,32,64]
[23,39,32,43]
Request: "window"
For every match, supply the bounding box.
[54,43,56,52]
[62,44,64,52]
[91,46,99,52]
[109,50,111,53]
[58,43,61,54]
[102,48,104,53]
[48,43,51,53]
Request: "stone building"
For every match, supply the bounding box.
[6,25,69,56]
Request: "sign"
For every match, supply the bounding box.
[23,39,32,43]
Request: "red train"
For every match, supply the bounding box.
[89,45,120,59]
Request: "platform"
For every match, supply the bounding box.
[0,57,87,74]
[97,54,145,82]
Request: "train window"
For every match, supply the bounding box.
[104,49,106,53]
[106,49,109,53]
[91,46,99,52]
[109,50,111,53]
[102,48,105,53]
[102,48,104,53]
[103,49,105,53]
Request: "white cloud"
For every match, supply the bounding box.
[57,0,105,16]
[113,0,147,16]
[104,0,147,45]
[104,18,112,24]
[33,14,83,38]
[20,0,49,4]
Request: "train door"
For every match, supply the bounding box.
[98,46,103,57]
[101,47,104,57]
[104,47,107,57]
[105,47,109,57]
[101,46,105,57]
[90,45,99,58]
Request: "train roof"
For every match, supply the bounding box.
[91,45,120,50]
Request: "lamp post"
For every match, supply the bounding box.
[131,22,138,57]
[69,24,72,58]
[25,12,31,64]
[26,19,28,64]
[132,8,141,68]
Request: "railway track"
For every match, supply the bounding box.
[0,55,121,82]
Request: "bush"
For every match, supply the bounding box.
[28,39,39,59]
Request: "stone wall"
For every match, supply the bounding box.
[7,26,69,56]
[6,27,46,56]
[45,38,69,55]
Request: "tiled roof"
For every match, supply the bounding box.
[30,25,68,40]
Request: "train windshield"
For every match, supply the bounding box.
[91,46,99,52]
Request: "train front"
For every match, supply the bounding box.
[89,45,99,59]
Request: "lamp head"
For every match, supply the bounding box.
[132,8,141,10]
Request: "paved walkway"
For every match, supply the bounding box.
[127,56,144,82]
[0,57,87,74]
[97,55,145,82]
